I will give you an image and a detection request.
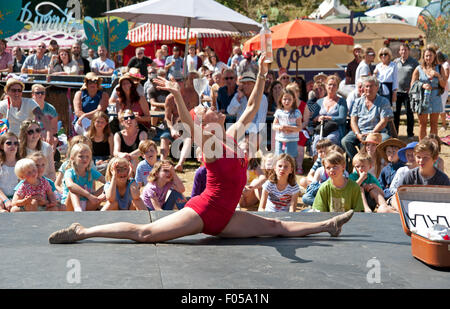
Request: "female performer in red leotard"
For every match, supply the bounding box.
[49,55,353,244]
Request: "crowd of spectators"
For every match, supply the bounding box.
[0,37,448,214]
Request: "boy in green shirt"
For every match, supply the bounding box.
[313,151,364,212]
[349,152,390,213]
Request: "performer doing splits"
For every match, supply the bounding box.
[49,55,354,244]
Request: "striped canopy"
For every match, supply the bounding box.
[127,23,253,44]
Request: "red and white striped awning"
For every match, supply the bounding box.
[127,23,253,44]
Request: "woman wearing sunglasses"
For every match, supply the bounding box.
[49,54,354,245]
[113,109,148,170]
[0,132,20,212]
[373,47,398,107]
[31,84,59,150]
[19,119,56,181]
[73,73,109,135]
[0,79,50,136]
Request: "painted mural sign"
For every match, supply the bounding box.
[0,1,25,39]
[275,12,367,76]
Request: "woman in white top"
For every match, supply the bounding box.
[206,53,228,74]
[48,49,80,75]
[373,47,398,106]
[19,119,56,181]
[0,132,20,212]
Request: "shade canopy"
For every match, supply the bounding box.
[243,19,354,52]
[365,5,424,26]
[104,0,261,32]
[127,23,253,44]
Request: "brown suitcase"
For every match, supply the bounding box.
[396,185,450,268]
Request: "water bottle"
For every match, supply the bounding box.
[424,88,431,103]
[260,15,273,63]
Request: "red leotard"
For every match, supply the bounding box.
[186,136,247,236]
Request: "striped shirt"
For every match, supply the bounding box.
[262,180,300,212]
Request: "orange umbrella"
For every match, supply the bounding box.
[244,19,354,52]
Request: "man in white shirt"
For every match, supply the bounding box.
[0,79,50,136]
[227,72,268,137]
[91,45,115,76]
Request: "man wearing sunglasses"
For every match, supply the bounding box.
[21,42,51,74]
[0,79,50,136]
[215,69,238,113]
[127,47,154,83]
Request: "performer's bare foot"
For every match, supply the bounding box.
[48,223,82,244]
[327,210,354,237]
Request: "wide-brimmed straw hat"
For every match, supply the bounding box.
[4,78,25,92]
[118,73,139,85]
[128,67,145,80]
[376,138,407,162]
[81,72,103,90]
[362,132,382,145]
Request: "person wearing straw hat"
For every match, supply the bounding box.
[110,73,152,129]
[359,132,384,178]
[109,68,145,104]
[0,79,50,136]
[127,47,154,84]
[376,138,406,200]
[73,73,109,135]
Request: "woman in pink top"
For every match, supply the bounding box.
[49,55,354,244]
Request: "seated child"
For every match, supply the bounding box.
[140,160,187,211]
[191,147,207,198]
[16,152,64,211]
[390,138,450,212]
[101,157,147,211]
[299,138,333,189]
[349,152,390,213]
[426,134,445,172]
[302,144,348,206]
[10,158,57,212]
[359,133,384,178]
[386,142,418,198]
[258,154,300,212]
[312,151,364,212]
[135,140,158,188]
[239,152,275,209]
[400,138,450,186]
[377,138,406,200]
[62,143,106,211]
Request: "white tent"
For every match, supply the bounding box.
[309,0,351,19]
[365,5,425,26]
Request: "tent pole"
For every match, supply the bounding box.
[184,17,192,77]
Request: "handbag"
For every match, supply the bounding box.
[314,120,338,137]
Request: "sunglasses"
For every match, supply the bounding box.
[224,77,235,81]
[87,80,99,84]
[9,88,23,93]
[5,141,19,146]
[281,76,290,80]
[379,53,389,57]
[33,91,45,96]
[38,45,46,48]
[27,128,41,135]
[123,115,136,121]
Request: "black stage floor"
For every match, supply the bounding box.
[1,211,449,289]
